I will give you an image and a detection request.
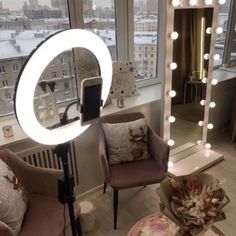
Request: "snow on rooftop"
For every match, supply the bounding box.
[0,29,59,59]
[0,29,157,59]
[0,41,19,59]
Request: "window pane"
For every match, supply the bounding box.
[0,0,74,117]
[214,1,231,66]
[82,0,116,68]
[134,0,158,81]
[230,19,236,61]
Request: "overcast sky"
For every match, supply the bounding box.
[2,0,111,11]
[2,0,51,10]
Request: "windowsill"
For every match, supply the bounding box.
[0,84,161,148]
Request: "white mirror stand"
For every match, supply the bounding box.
[159,1,223,176]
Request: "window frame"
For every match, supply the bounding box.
[221,0,236,67]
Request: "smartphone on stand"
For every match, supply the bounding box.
[80,76,103,126]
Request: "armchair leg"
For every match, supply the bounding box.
[103,182,107,194]
[76,217,82,236]
[113,189,119,229]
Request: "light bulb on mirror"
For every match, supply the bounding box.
[189,0,198,6]
[202,77,208,83]
[213,54,220,60]
[200,100,206,106]
[205,0,213,5]
[169,62,177,70]
[206,27,212,34]
[169,90,176,97]
[170,32,179,40]
[203,53,209,60]
[216,27,223,34]
[218,0,226,4]
[168,161,174,168]
[172,0,180,7]
[212,79,218,85]
[198,121,204,126]
[167,139,175,146]
[205,143,212,149]
[209,102,216,108]
[207,123,214,129]
[168,116,176,123]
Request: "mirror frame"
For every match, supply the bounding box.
[159,1,221,166]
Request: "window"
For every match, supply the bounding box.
[79,0,116,79]
[229,20,236,61]
[2,80,8,87]
[64,81,70,90]
[0,0,75,117]
[133,0,158,81]
[13,64,19,71]
[224,0,236,64]
[5,93,11,100]
[0,65,5,74]
[60,57,65,64]
[52,72,57,78]
[82,0,116,59]
[214,1,231,66]
[50,60,56,66]
[219,0,236,69]
[0,0,118,117]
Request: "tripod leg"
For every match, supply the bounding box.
[67,199,78,236]
[76,217,83,236]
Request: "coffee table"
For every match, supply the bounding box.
[127,213,224,236]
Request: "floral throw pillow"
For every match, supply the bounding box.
[0,159,27,234]
[102,118,150,164]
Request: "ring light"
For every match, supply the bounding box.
[15,29,112,145]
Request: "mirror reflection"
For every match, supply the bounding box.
[170,8,213,152]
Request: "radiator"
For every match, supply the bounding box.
[16,142,79,186]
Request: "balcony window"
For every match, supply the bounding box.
[133,0,158,82]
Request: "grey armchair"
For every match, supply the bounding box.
[99,112,170,229]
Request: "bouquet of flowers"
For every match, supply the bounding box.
[157,173,229,235]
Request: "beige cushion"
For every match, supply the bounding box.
[102,118,150,164]
[0,159,27,234]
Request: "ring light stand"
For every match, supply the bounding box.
[14,29,112,236]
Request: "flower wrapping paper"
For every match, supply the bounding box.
[157,173,230,235]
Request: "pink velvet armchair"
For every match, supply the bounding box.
[99,112,170,229]
[0,149,81,236]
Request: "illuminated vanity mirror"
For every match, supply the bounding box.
[170,8,213,154]
[159,1,224,176]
